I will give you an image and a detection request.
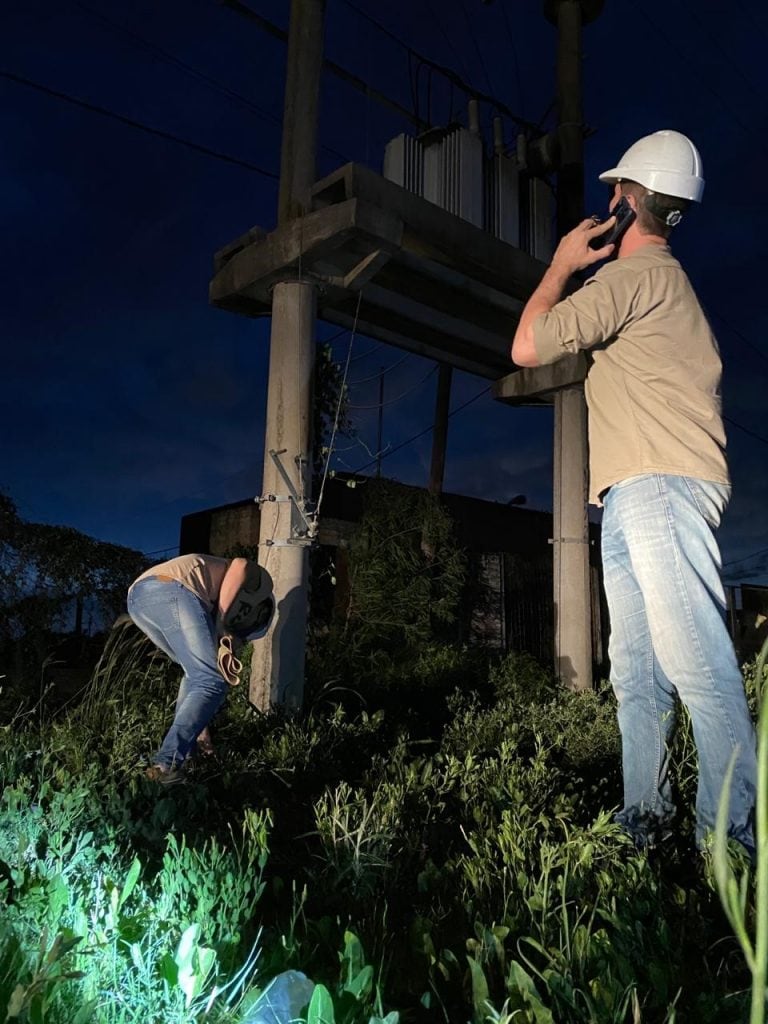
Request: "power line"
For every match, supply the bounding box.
[329,0,540,132]
[456,0,497,99]
[709,309,768,369]
[723,545,768,569]
[673,0,768,117]
[423,0,475,88]
[632,0,765,151]
[319,332,392,372]
[734,0,768,48]
[350,383,491,474]
[340,0,417,56]
[724,415,768,448]
[347,353,411,386]
[350,342,387,363]
[0,69,279,179]
[72,0,280,123]
[318,328,352,347]
[69,0,351,165]
[348,365,437,409]
[220,0,430,131]
[498,0,525,119]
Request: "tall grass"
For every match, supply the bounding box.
[714,635,768,1024]
[0,629,762,1022]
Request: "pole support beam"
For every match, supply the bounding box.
[549,0,596,691]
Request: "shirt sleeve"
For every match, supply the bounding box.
[533,262,640,366]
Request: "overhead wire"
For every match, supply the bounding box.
[347,365,437,409]
[498,0,525,119]
[424,0,475,88]
[349,342,386,363]
[709,309,768,369]
[338,0,540,131]
[723,545,768,569]
[220,0,430,131]
[0,69,279,179]
[673,0,768,116]
[318,328,353,348]
[322,333,388,364]
[631,0,765,150]
[347,353,412,386]
[72,0,280,122]
[456,0,497,99]
[349,384,491,475]
[723,416,768,448]
[339,3,433,125]
[69,0,352,164]
[734,0,768,47]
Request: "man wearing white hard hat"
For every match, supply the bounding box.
[511,130,756,855]
[127,553,274,784]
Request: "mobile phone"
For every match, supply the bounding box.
[589,196,636,250]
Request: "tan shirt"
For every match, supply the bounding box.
[130,554,231,611]
[532,245,729,505]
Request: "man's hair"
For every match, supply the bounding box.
[619,181,690,239]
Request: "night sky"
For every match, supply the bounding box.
[3,0,767,586]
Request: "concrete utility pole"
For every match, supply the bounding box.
[547,0,601,690]
[428,364,453,495]
[250,0,327,710]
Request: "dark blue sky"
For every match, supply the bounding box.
[2,0,767,584]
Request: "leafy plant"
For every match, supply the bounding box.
[335,481,467,657]
[713,634,768,1024]
[156,810,270,958]
[0,927,95,1024]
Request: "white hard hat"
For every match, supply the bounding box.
[599,130,705,203]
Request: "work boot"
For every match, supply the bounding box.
[145,764,186,786]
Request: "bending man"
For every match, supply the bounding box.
[127,553,274,784]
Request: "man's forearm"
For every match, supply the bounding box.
[511,264,571,367]
[216,557,249,629]
[510,213,616,367]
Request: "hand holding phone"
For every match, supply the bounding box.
[588,197,636,251]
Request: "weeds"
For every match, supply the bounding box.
[0,619,763,1021]
[713,634,768,1024]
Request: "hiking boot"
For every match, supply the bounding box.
[145,764,186,786]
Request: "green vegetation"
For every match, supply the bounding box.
[1,486,765,1022]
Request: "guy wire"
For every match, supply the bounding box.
[315,290,363,520]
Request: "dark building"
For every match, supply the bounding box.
[180,476,608,674]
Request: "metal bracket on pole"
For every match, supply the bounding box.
[257,448,319,546]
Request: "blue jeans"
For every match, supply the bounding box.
[601,474,756,850]
[127,578,228,769]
